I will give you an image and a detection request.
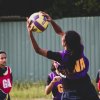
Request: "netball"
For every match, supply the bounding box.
[29,12,49,33]
[0,0,100,99]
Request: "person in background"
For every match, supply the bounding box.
[26,11,99,100]
[0,51,13,100]
[96,69,100,98]
[45,60,63,100]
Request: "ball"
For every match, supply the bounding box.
[29,12,49,33]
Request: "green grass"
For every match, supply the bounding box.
[9,80,98,100]
[10,81,52,100]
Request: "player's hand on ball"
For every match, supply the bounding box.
[26,17,34,33]
[40,11,52,22]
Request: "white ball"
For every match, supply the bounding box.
[29,12,49,33]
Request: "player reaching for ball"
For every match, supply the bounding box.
[26,12,99,100]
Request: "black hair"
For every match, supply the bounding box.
[0,51,7,76]
[51,61,56,72]
[64,31,84,73]
[0,51,6,55]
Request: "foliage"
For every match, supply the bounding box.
[44,0,100,19]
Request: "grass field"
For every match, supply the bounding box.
[11,98,51,100]
[10,81,52,100]
[9,80,98,100]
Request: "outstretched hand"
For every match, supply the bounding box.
[26,17,33,33]
[40,11,52,22]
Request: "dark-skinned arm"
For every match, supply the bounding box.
[51,20,64,36]
[41,11,64,36]
[27,18,48,57]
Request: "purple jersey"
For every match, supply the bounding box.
[47,72,63,100]
[47,50,89,79]
[47,50,99,100]
[60,50,89,79]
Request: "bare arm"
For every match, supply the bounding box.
[41,12,64,36]
[45,76,61,95]
[51,20,64,36]
[45,80,55,95]
[27,18,48,57]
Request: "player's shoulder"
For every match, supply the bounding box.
[48,71,57,79]
[48,71,55,76]
[82,54,89,64]
[5,66,12,74]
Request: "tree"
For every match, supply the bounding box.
[44,0,100,19]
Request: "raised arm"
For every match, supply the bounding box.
[41,12,64,36]
[26,18,48,57]
[50,20,64,36]
[45,76,62,95]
